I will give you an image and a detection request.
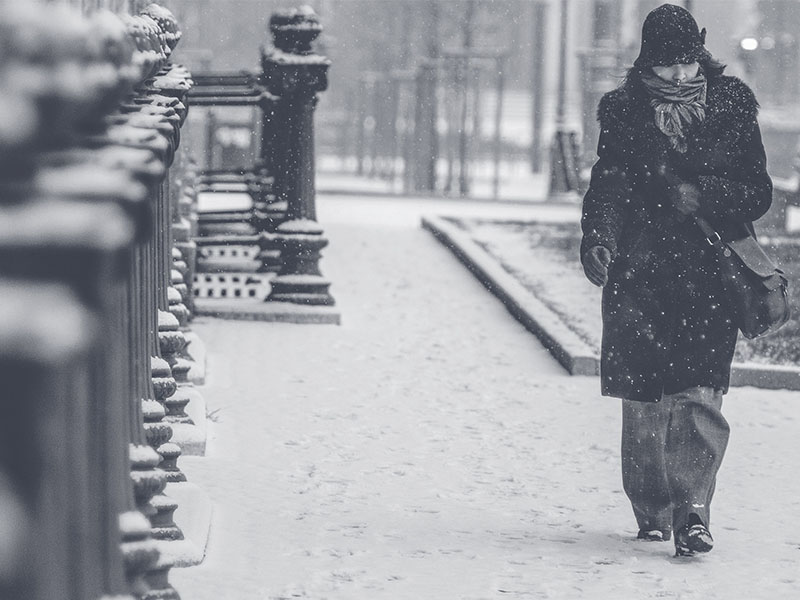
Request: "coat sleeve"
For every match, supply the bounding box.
[696,114,773,223]
[580,118,631,261]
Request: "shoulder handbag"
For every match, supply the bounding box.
[694,216,790,339]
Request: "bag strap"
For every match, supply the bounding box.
[693,215,724,247]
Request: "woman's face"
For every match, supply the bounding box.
[651,61,700,85]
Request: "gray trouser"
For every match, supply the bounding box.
[621,386,730,534]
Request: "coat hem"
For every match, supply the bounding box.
[601,379,730,403]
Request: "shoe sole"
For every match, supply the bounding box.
[675,546,711,557]
[674,525,713,556]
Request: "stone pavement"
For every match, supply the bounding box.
[171,194,800,600]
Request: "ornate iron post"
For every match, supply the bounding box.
[261,6,335,306]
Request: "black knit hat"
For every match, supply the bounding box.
[634,3,710,68]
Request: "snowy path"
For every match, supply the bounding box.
[172,195,800,600]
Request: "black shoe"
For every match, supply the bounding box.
[674,524,714,556]
[637,528,671,542]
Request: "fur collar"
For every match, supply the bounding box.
[596,75,760,167]
[598,75,759,131]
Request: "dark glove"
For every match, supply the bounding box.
[582,245,611,287]
[670,181,701,215]
[658,164,701,215]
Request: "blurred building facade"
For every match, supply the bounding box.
[143,0,800,185]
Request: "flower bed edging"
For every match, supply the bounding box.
[729,362,800,390]
[421,215,599,376]
[422,215,800,390]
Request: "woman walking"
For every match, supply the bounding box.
[580,4,772,556]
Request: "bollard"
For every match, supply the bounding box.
[262,6,334,306]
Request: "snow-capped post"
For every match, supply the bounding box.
[261,6,335,305]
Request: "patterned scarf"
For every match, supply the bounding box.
[641,70,707,153]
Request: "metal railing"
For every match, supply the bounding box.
[0,3,197,599]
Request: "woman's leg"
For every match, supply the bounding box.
[621,398,673,537]
[664,387,729,535]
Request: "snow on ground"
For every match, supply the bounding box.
[462,219,602,352]
[171,195,800,600]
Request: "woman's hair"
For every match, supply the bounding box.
[622,55,726,96]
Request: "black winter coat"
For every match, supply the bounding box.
[581,73,772,402]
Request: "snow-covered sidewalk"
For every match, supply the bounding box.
[171,195,800,600]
